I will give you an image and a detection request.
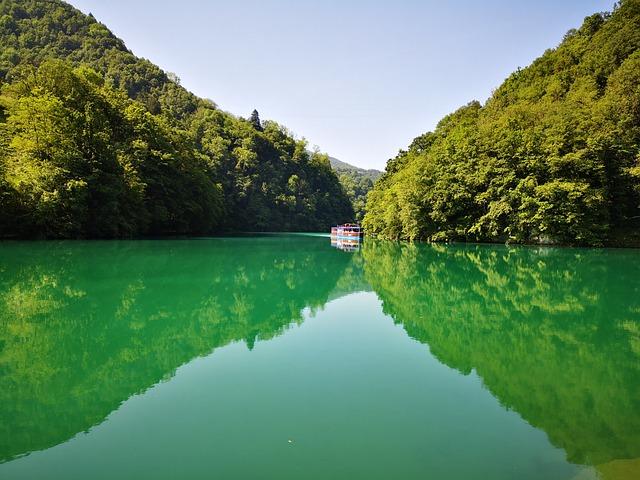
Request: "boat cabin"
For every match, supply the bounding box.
[331,224,363,239]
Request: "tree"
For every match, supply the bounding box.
[249,109,263,131]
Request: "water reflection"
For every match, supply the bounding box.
[331,237,362,251]
[0,237,639,476]
[0,237,350,463]
[361,241,640,474]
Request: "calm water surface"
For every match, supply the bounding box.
[0,235,639,479]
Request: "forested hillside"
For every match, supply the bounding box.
[329,156,381,221]
[0,0,353,238]
[364,0,640,246]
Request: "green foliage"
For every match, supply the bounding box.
[0,0,352,237]
[364,1,640,246]
[0,60,223,237]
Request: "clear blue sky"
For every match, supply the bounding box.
[68,0,612,170]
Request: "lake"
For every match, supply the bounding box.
[0,234,639,479]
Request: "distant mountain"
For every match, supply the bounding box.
[326,156,382,222]
[328,156,382,180]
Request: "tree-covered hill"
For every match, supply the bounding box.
[329,156,381,179]
[0,0,353,238]
[364,0,640,246]
[328,156,381,221]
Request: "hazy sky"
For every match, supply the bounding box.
[68,0,612,170]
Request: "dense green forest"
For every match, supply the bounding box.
[329,156,381,221]
[0,0,353,238]
[364,0,640,246]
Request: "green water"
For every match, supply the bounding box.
[0,235,639,480]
